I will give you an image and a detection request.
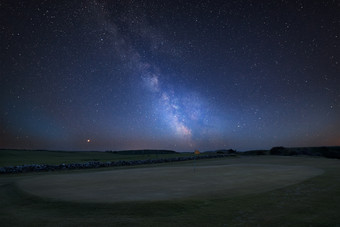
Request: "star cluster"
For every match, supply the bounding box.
[1,0,339,152]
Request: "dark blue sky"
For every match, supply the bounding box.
[1,0,339,152]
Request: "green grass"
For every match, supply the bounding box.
[0,155,339,226]
[0,149,197,166]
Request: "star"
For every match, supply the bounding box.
[0,0,339,151]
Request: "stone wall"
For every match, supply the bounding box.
[0,154,233,174]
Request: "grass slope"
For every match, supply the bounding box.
[0,156,339,226]
[16,164,322,203]
[0,149,192,167]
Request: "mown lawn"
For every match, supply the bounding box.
[0,156,339,226]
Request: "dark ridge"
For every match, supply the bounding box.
[0,149,103,153]
[0,154,234,174]
[268,146,340,159]
[105,149,178,155]
[203,149,237,154]
[0,149,177,154]
[240,150,269,155]
[240,146,340,159]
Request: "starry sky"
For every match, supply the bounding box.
[1,0,339,152]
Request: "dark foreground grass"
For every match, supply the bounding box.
[0,149,194,166]
[0,156,339,226]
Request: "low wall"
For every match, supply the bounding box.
[0,154,234,174]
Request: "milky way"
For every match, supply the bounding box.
[1,0,339,151]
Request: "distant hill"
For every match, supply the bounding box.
[269,146,340,159]
[203,149,237,154]
[241,146,340,159]
[105,149,178,155]
[240,150,269,155]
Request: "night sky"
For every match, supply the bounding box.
[1,0,339,152]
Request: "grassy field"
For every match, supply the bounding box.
[0,152,339,226]
[0,149,194,166]
[17,164,322,203]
